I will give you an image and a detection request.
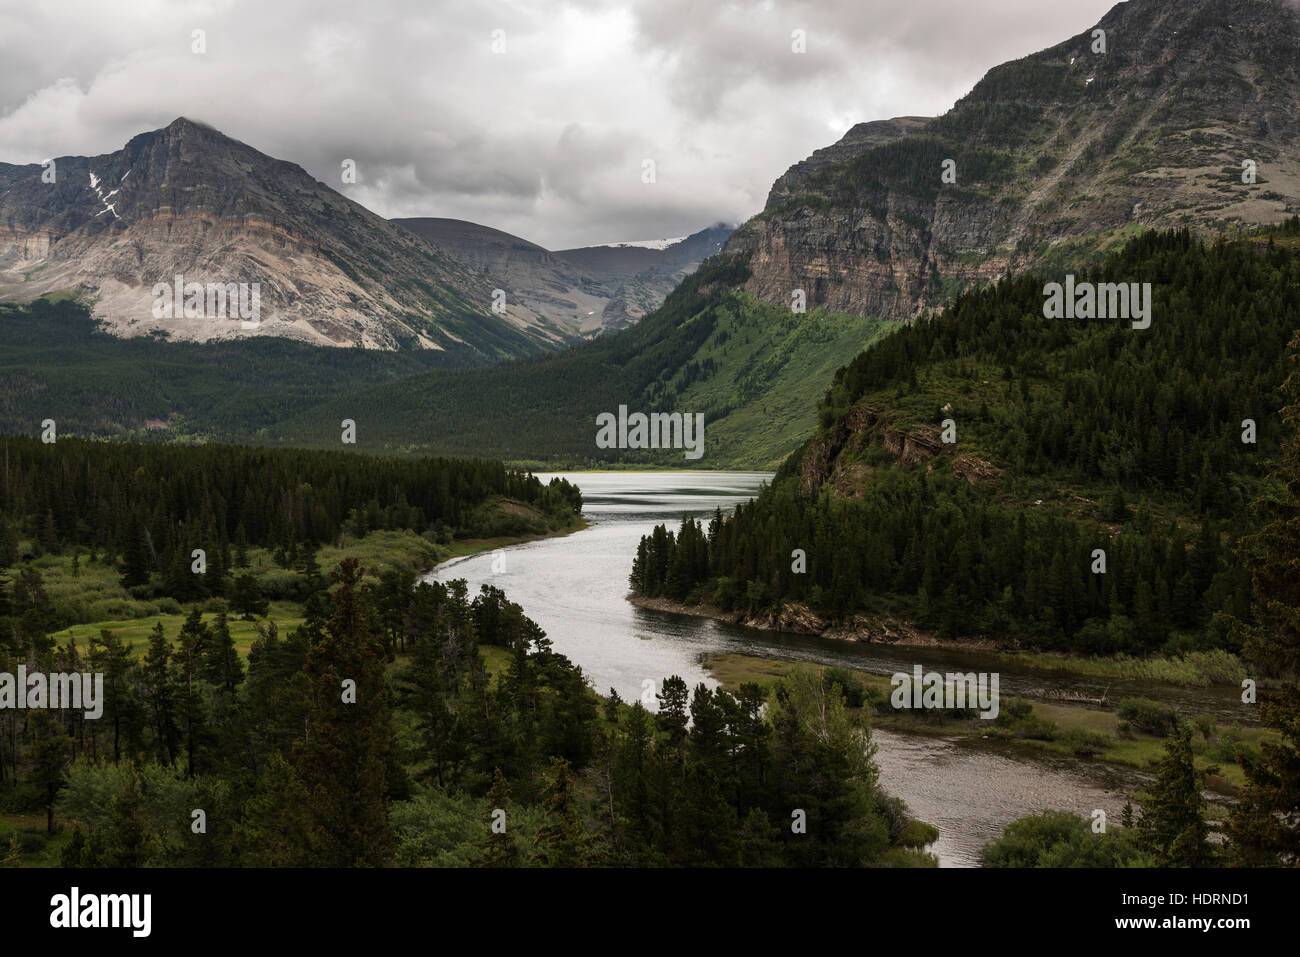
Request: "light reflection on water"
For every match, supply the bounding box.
[427,471,1224,866]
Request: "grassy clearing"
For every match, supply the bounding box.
[40,520,585,660]
[478,644,514,681]
[1002,648,1248,687]
[0,813,74,867]
[316,529,441,582]
[48,605,304,657]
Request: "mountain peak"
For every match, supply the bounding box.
[0,123,571,354]
[165,116,215,131]
[729,0,1300,323]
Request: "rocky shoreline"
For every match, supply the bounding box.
[626,594,1019,652]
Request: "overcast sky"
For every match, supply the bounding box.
[0,0,1118,249]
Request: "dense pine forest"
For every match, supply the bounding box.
[0,437,935,866]
[0,298,460,441]
[0,436,580,612]
[1,557,935,867]
[631,223,1300,655]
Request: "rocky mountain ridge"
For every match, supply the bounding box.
[724,0,1300,323]
[0,118,574,357]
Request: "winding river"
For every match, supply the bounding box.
[426,471,1234,866]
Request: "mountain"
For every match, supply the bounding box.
[556,223,734,331]
[725,0,1300,322]
[0,118,576,358]
[764,116,931,206]
[556,224,732,279]
[260,0,1300,468]
[261,254,888,467]
[394,218,733,335]
[7,0,1298,466]
[631,222,1300,652]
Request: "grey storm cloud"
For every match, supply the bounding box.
[0,0,1117,249]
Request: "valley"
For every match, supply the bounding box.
[2,0,1300,885]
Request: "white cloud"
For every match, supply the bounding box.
[0,0,1119,248]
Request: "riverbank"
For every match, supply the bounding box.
[701,651,1269,797]
[631,594,1020,650]
[630,593,1250,689]
[435,517,589,566]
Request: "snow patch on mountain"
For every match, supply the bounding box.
[88,170,120,219]
[594,236,688,250]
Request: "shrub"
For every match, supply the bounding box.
[824,667,867,708]
[981,811,1150,867]
[1054,728,1113,756]
[253,568,300,601]
[994,697,1035,727]
[1117,697,1179,736]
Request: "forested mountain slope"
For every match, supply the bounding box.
[632,223,1300,655]
[265,256,893,468]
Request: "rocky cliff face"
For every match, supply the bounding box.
[0,118,568,355]
[794,400,999,498]
[724,0,1300,323]
[764,117,931,206]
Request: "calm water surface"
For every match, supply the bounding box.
[427,471,1229,866]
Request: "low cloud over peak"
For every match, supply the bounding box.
[0,0,1116,249]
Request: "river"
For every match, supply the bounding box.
[427,470,1172,866]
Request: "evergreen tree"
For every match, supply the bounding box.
[1137,724,1213,867]
[120,523,151,589]
[142,622,179,766]
[28,709,71,834]
[531,757,591,867]
[201,610,245,694]
[613,703,660,856]
[88,628,141,763]
[1228,332,1300,865]
[174,607,213,777]
[233,751,317,866]
[656,675,689,772]
[604,687,623,725]
[294,558,394,866]
[474,768,520,867]
[106,766,157,867]
[231,573,268,619]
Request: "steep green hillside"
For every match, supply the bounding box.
[265,257,894,469]
[631,222,1300,655]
